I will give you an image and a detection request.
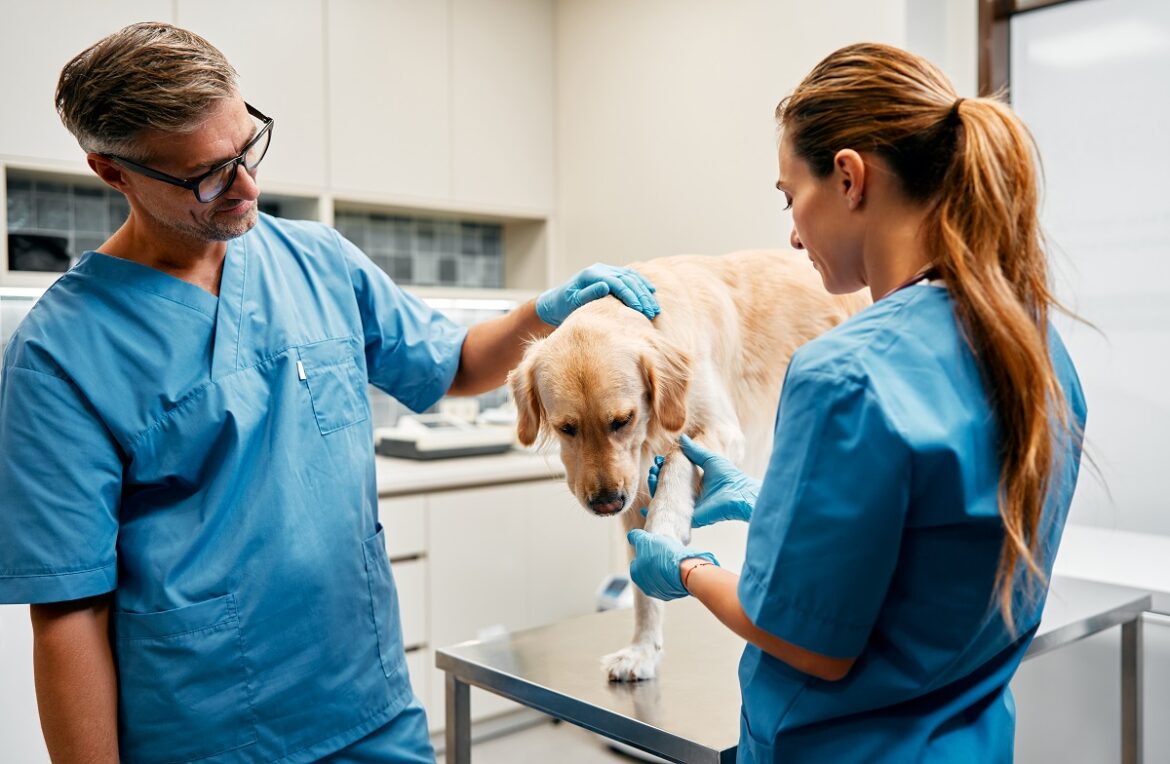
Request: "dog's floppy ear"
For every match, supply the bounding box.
[508,342,546,446]
[640,340,690,433]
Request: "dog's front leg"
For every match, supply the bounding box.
[602,455,697,682]
[644,447,698,544]
[603,504,665,681]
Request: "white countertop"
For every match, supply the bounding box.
[375,447,566,497]
[1054,523,1170,612]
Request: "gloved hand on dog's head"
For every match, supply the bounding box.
[536,263,659,327]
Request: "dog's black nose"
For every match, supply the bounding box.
[588,490,627,516]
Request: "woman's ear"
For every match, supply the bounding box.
[833,148,867,208]
[508,343,546,446]
[639,340,690,434]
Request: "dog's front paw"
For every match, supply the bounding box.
[602,643,662,682]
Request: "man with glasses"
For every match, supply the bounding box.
[0,22,657,763]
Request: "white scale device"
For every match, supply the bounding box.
[595,573,635,612]
[375,413,515,460]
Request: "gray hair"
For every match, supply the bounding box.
[55,21,239,159]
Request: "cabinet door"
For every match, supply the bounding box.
[426,479,616,729]
[522,479,615,629]
[393,558,427,650]
[0,1,172,165]
[326,0,450,200]
[175,0,328,189]
[428,482,530,646]
[379,495,427,560]
[0,605,49,763]
[450,0,555,211]
[428,482,530,724]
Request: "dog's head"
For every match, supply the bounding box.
[508,321,689,517]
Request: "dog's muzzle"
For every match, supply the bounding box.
[588,490,627,516]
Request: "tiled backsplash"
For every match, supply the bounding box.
[6,174,130,272]
[6,176,505,291]
[334,210,504,288]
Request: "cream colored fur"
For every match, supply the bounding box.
[508,250,869,681]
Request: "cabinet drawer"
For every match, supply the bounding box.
[380,495,426,559]
[394,558,427,650]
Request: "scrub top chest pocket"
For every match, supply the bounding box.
[296,338,369,435]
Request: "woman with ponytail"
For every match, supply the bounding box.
[627,42,1087,762]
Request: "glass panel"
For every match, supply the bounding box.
[5,172,129,271]
[1011,0,1170,533]
[333,208,505,288]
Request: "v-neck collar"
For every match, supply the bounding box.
[76,250,220,319]
[211,236,248,377]
[75,237,249,378]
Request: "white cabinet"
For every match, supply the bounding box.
[450,0,555,211]
[423,478,615,729]
[0,1,172,166]
[0,605,48,763]
[326,0,451,201]
[175,0,328,190]
[376,477,617,732]
[325,0,556,212]
[394,559,428,650]
[381,495,427,559]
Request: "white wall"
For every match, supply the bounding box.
[1012,0,1170,538]
[552,0,977,280]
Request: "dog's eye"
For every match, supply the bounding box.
[610,414,633,432]
[558,423,578,437]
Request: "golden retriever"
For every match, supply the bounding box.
[508,249,868,681]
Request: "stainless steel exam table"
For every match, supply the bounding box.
[436,576,1152,764]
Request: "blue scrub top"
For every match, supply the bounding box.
[0,214,467,763]
[735,282,1086,763]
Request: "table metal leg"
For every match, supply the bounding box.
[445,673,471,763]
[1121,617,1143,764]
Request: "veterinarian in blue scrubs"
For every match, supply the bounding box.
[0,23,656,763]
[627,43,1086,762]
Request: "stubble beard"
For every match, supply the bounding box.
[147,201,258,244]
[190,203,259,242]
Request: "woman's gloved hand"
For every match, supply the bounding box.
[676,434,760,527]
[536,264,659,327]
[627,529,719,601]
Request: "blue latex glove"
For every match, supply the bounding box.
[627,529,719,601]
[536,264,659,327]
[677,435,760,527]
[637,454,666,518]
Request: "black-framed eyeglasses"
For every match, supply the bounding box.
[102,103,274,204]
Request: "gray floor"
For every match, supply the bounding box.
[436,719,638,764]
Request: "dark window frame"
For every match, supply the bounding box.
[977,0,1095,97]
